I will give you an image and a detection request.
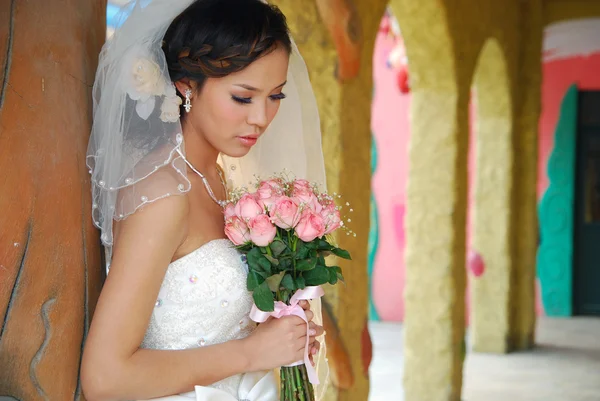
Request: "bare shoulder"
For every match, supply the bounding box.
[113,192,190,267]
[83,192,191,379]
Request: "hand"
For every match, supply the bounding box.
[243,315,307,371]
[298,300,325,366]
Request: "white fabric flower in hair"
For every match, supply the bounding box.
[160,93,183,123]
[130,58,166,100]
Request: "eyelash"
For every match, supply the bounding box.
[231,93,287,105]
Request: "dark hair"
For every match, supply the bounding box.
[162,0,291,92]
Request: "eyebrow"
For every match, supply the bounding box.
[234,81,287,92]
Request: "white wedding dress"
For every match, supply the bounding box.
[139,238,278,401]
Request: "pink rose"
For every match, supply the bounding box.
[223,203,237,220]
[293,193,322,213]
[269,196,300,229]
[257,180,283,211]
[291,180,322,212]
[320,203,342,234]
[225,216,251,245]
[261,178,285,194]
[235,194,263,221]
[295,209,326,242]
[248,214,277,246]
[292,179,312,192]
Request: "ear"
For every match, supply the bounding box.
[174,79,192,98]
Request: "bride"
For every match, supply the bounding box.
[81,0,329,400]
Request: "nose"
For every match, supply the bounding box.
[247,100,268,128]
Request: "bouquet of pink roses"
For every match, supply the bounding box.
[223,176,351,401]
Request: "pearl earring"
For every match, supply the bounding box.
[184,89,192,113]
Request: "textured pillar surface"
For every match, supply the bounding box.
[389,1,469,399]
[511,0,543,350]
[0,1,105,400]
[471,38,516,353]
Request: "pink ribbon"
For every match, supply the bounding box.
[249,286,325,385]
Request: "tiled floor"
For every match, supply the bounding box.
[368,317,600,401]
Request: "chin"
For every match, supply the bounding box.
[221,146,252,158]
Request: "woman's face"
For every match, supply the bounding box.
[184,45,290,158]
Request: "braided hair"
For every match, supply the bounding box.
[162,0,291,92]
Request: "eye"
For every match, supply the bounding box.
[270,93,286,101]
[232,95,252,105]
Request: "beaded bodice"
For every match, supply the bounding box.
[141,238,256,396]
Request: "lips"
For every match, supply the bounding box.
[238,134,260,147]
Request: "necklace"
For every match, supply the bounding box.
[181,157,228,208]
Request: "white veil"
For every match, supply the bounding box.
[86,0,329,398]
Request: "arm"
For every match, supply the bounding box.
[81,195,252,401]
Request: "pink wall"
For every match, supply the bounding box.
[370,27,600,322]
[370,33,409,321]
[538,53,600,197]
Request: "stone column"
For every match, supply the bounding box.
[510,0,543,350]
[0,1,105,399]
[390,1,468,399]
[470,38,516,353]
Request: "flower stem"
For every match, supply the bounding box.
[285,368,294,401]
[294,366,307,401]
[280,365,315,401]
[291,367,299,399]
[299,364,315,400]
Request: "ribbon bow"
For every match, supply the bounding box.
[249,286,325,385]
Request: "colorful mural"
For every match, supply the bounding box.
[538,85,578,316]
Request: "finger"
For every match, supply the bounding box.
[308,322,317,336]
[304,309,314,322]
[296,326,308,339]
[299,300,310,310]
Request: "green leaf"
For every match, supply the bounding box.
[253,282,275,312]
[248,247,272,274]
[279,257,293,271]
[304,240,318,250]
[296,256,317,271]
[254,270,268,279]
[332,247,352,260]
[270,240,287,257]
[235,243,253,252]
[246,271,264,291]
[279,290,290,304]
[294,276,306,290]
[266,271,286,292]
[257,256,272,274]
[302,266,330,286]
[317,239,333,251]
[331,265,345,285]
[327,267,338,285]
[318,254,326,266]
[295,241,310,259]
[247,247,263,266]
[281,274,296,291]
[264,254,280,266]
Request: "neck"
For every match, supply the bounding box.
[181,118,219,173]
